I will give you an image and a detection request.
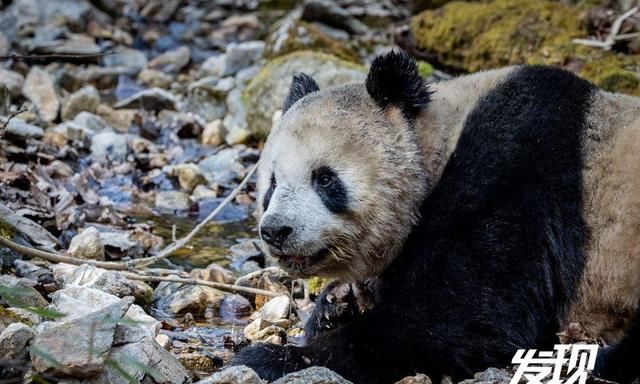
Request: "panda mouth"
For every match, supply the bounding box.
[273,248,330,273]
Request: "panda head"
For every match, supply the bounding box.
[257,51,432,281]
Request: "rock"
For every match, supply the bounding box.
[55,264,153,304]
[3,118,44,139]
[22,67,59,122]
[14,260,55,287]
[251,295,291,322]
[0,275,48,309]
[219,294,252,321]
[0,203,58,251]
[0,322,34,361]
[31,297,133,377]
[72,111,110,135]
[194,365,264,384]
[103,46,148,75]
[48,285,159,338]
[90,131,128,162]
[0,68,24,97]
[273,367,353,384]
[202,119,224,146]
[243,318,287,343]
[301,0,369,35]
[177,351,219,374]
[244,51,365,137]
[463,368,512,384]
[155,333,170,350]
[395,374,432,384]
[198,148,245,185]
[31,36,101,56]
[61,85,100,121]
[165,163,207,192]
[138,68,173,89]
[201,41,265,77]
[155,190,192,214]
[191,263,235,284]
[235,267,291,307]
[67,227,105,260]
[223,88,250,145]
[114,87,180,111]
[192,185,219,200]
[149,46,191,73]
[152,282,225,317]
[96,104,137,131]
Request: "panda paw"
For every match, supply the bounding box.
[304,280,376,340]
[232,343,311,381]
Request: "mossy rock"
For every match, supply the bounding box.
[410,0,640,95]
[266,19,360,63]
[243,51,366,138]
[307,277,331,296]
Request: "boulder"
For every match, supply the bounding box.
[243,51,365,137]
[194,365,264,384]
[67,227,105,260]
[22,67,60,123]
[273,367,353,384]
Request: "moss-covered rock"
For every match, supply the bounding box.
[266,19,360,63]
[410,0,640,95]
[243,51,366,138]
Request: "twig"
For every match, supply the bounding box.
[0,51,116,63]
[121,272,281,297]
[573,7,638,50]
[125,163,258,268]
[0,107,28,138]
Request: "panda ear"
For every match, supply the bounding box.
[365,50,432,121]
[283,73,320,113]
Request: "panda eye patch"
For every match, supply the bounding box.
[313,166,349,214]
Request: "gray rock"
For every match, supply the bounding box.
[273,367,353,384]
[149,45,191,73]
[394,374,432,384]
[103,46,148,75]
[99,230,143,257]
[138,68,173,89]
[155,190,192,214]
[191,263,235,284]
[197,148,245,185]
[466,368,512,384]
[0,203,58,251]
[223,87,250,145]
[195,365,264,384]
[61,85,100,121]
[251,295,291,322]
[244,51,365,137]
[301,0,369,34]
[22,67,59,122]
[0,322,34,361]
[73,112,110,132]
[0,68,24,97]
[30,37,101,56]
[55,264,152,303]
[164,163,207,192]
[201,41,265,77]
[3,118,44,139]
[31,297,134,377]
[67,227,105,260]
[0,275,48,309]
[152,282,225,317]
[114,87,180,111]
[90,131,128,162]
[155,333,170,350]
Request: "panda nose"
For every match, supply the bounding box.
[261,224,293,249]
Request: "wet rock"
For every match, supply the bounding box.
[138,68,173,89]
[252,295,291,322]
[395,374,432,384]
[61,85,100,121]
[103,46,148,75]
[3,118,44,140]
[244,51,365,137]
[165,163,207,192]
[90,131,128,162]
[273,367,353,384]
[178,351,218,374]
[22,67,59,123]
[301,0,369,35]
[55,264,153,303]
[201,41,265,77]
[152,282,225,317]
[114,87,180,111]
[191,263,235,284]
[31,296,133,377]
[219,294,252,321]
[195,365,264,384]
[0,322,34,362]
[67,227,105,260]
[198,148,245,185]
[149,45,191,73]
[0,68,24,97]
[202,119,224,146]
[155,190,192,214]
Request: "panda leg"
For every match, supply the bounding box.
[593,308,640,384]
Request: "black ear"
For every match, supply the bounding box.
[283,73,320,113]
[365,50,431,121]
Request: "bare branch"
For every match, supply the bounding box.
[573,6,638,50]
[0,107,28,138]
[0,51,116,63]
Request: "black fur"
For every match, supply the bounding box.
[365,50,431,121]
[235,66,596,383]
[283,73,320,113]
[312,166,349,214]
[594,304,640,384]
[263,173,276,211]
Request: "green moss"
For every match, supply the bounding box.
[418,60,434,78]
[410,0,640,95]
[0,220,14,239]
[266,20,360,63]
[307,277,331,296]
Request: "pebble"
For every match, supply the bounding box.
[90,131,129,162]
[251,295,291,322]
[155,190,192,214]
[202,119,224,146]
[22,67,60,123]
[0,68,24,97]
[61,85,100,121]
[149,45,192,73]
[138,68,173,89]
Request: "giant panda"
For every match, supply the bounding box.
[233,51,640,384]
